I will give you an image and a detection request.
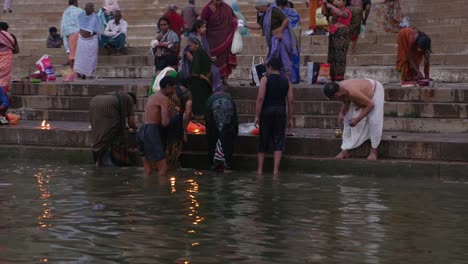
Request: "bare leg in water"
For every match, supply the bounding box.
[273,150,282,176]
[257,152,265,175]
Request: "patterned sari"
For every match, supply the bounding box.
[282,7,301,84]
[374,0,402,33]
[0,30,15,93]
[163,86,192,170]
[206,91,238,170]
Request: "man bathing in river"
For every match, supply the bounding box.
[323,78,385,160]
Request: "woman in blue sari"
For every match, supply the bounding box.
[276,0,301,83]
[246,0,298,83]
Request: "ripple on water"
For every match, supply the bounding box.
[1,162,468,263]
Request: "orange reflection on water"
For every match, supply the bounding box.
[35,171,53,229]
[170,176,177,193]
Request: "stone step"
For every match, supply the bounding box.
[17,108,468,133]
[11,93,468,119]
[16,64,446,83]
[180,152,468,178]
[12,80,468,103]
[19,53,466,68]
[1,121,468,162]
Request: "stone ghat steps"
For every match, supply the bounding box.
[1,121,468,163]
[12,94,468,119]
[10,81,468,132]
[18,108,468,133]
[28,64,465,83]
[12,81,468,103]
[15,53,465,69]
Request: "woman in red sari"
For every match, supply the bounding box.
[200,0,238,85]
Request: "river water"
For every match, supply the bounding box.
[1,162,468,263]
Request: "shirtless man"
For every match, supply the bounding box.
[137,76,176,176]
[323,78,385,160]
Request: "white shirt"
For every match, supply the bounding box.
[104,19,128,38]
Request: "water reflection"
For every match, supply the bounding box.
[35,169,53,230]
[1,163,468,263]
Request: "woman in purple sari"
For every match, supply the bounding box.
[200,0,238,86]
[246,0,298,83]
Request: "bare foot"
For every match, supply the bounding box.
[335,150,350,159]
[367,149,378,160]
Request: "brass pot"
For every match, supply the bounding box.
[334,128,343,138]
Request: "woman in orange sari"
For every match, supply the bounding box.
[200,0,238,86]
[0,22,17,93]
[396,27,431,85]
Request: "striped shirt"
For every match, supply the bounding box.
[61,5,83,37]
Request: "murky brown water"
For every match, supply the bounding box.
[1,162,468,263]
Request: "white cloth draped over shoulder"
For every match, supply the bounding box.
[341,78,385,151]
[74,34,99,76]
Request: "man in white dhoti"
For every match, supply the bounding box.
[323,78,385,160]
[65,2,100,81]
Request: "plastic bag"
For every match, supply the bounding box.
[316,63,331,84]
[231,30,243,54]
[36,55,56,81]
[187,121,206,134]
[251,56,266,87]
[238,123,260,135]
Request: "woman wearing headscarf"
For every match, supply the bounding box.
[205,86,238,172]
[246,0,298,83]
[200,0,238,86]
[186,36,213,123]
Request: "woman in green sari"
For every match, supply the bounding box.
[186,36,213,123]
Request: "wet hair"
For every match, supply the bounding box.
[157,17,171,29]
[160,76,176,89]
[266,58,282,71]
[323,82,340,99]
[68,0,77,5]
[165,54,179,68]
[287,1,294,8]
[0,22,9,31]
[49,27,58,33]
[416,31,432,53]
[191,19,206,33]
[127,92,137,105]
